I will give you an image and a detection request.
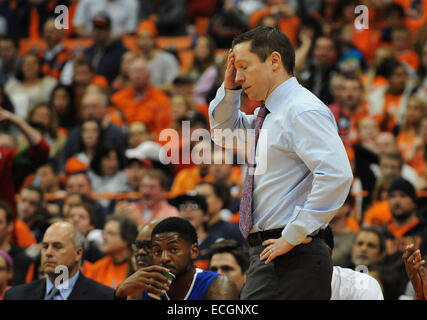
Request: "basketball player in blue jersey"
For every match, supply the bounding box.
[115,217,238,300]
[143,217,238,300]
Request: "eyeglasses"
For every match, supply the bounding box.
[132,240,152,253]
[179,203,201,211]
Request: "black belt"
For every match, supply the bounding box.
[247,228,325,247]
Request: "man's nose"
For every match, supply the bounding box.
[235,69,244,84]
[160,250,171,263]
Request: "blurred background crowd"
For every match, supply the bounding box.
[1,0,427,300]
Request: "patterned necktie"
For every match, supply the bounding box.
[239,105,270,239]
[45,287,60,300]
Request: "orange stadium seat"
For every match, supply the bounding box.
[19,37,93,55]
[194,17,211,35]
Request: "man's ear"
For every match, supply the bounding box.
[270,51,282,71]
[190,243,199,260]
[75,247,84,263]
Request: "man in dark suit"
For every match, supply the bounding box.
[4,221,114,300]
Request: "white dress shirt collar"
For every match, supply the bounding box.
[45,270,80,300]
[265,76,298,113]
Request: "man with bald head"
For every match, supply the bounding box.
[114,219,166,299]
[133,219,163,270]
[59,89,126,172]
[4,222,115,300]
[111,57,171,137]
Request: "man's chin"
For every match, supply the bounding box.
[43,265,57,274]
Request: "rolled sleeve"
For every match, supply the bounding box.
[282,109,353,245]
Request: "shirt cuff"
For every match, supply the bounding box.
[281,223,308,246]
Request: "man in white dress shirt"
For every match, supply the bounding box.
[323,226,384,300]
[209,26,353,299]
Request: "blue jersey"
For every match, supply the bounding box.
[142,268,220,300]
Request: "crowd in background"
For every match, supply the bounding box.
[1,0,427,300]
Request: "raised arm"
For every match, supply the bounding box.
[0,107,42,145]
[115,265,171,298]
[205,275,239,300]
[403,244,426,300]
[209,51,256,145]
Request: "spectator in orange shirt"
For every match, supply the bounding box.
[115,169,179,226]
[64,118,104,175]
[334,74,370,150]
[380,3,406,44]
[362,46,395,95]
[111,56,171,138]
[363,174,398,228]
[168,139,216,198]
[368,58,415,132]
[381,178,427,286]
[84,215,138,289]
[0,201,35,286]
[405,115,427,177]
[391,25,420,72]
[249,0,300,47]
[40,18,71,80]
[111,51,138,93]
[397,95,426,161]
[393,0,427,33]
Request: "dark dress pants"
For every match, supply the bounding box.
[240,237,332,300]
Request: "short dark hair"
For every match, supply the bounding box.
[38,158,59,175]
[232,26,295,75]
[74,56,94,72]
[341,73,363,90]
[208,239,249,274]
[69,201,97,227]
[21,185,44,205]
[143,169,169,190]
[90,143,126,176]
[67,171,92,186]
[354,227,386,254]
[0,201,13,225]
[151,217,198,245]
[385,3,405,18]
[376,58,403,79]
[197,181,231,209]
[106,215,138,249]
